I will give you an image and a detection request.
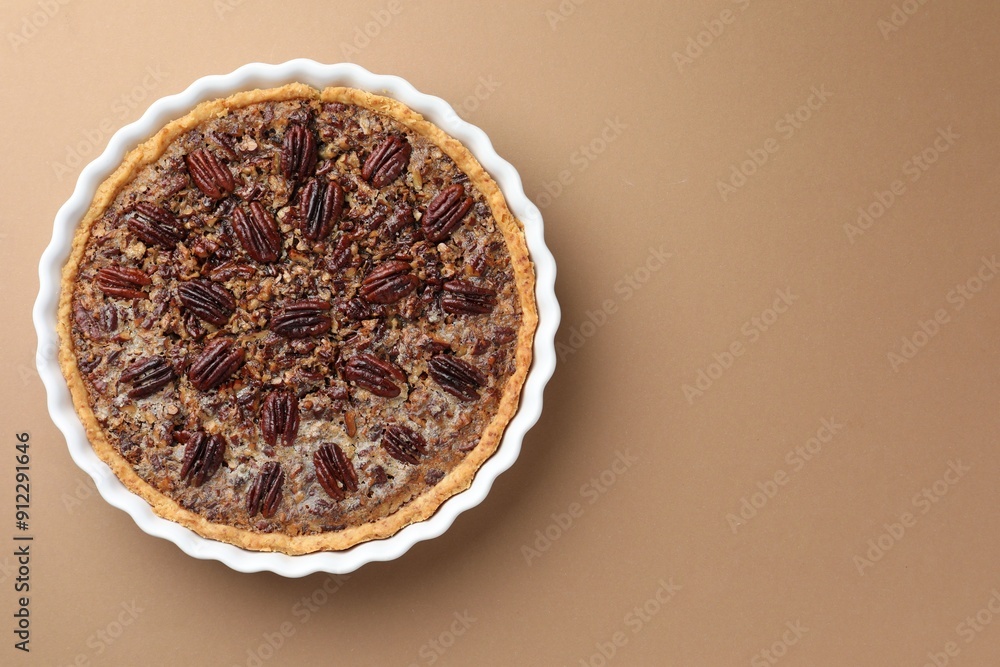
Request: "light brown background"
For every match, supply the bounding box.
[3,0,999,664]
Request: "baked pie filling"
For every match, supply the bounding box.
[58,84,536,553]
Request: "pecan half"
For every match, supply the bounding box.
[281,124,318,181]
[422,184,473,243]
[207,260,255,282]
[190,236,219,259]
[183,311,205,339]
[120,356,176,398]
[188,338,245,391]
[96,267,151,300]
[246,460,283,518]
[261,390,300,447]
[298,178,343,242]
[385,203,415,237]
[270,300,332,338]
[232,201,282,263]
[314,442,358,500]
[382,425,426,465]
[178,279,236,327]
[126,202,186,250]
[185,149,235,199]
[428,355,487,401]
[441,280,497,315]
[344,353,405,398]
[325,235,353,273]
[180,432,226,486]
[360,260,418,304]
[79,356,101,374]
[207,130,238,159]
[341,297,377,321]
[75,302,120,340]
[362,135,412,188]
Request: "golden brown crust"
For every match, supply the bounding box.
[58,83,537,553]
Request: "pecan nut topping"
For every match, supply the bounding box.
[188,337,245,391]
[362,135,412,189]
[428,355,487,401]
[120,356,176,398]
[185,148,235,199]
[298,178,344,242]
[64,90,531,551]
[385,203,415,237]
[314,442,358,500]
[126,202,186,250]
[441,280,497,315]
[178,279,236,327]
[340,297,378,321]
[232,201,282,263]
[180,432,226,486]
[183,311,206,340]
[360,260,418,304]
[344,353,406,398]
[280,124,318,181]
[325,234,354,273]
[261,390,300,447]
[382,425,426,465]
[96,267,151,300]
[74,303,119,341]
[270,299,332,338]
[422,184,473,243]
[207,260,256,282]
[246,460,283,518]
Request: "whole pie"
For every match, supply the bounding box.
[57,83,536,554]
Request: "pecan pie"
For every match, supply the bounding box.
[57,84,536,554]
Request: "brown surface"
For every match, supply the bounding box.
[3,0,1000,664]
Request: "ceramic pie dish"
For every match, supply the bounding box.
[33,61,558,576]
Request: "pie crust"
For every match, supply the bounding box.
[57,83,536,554]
